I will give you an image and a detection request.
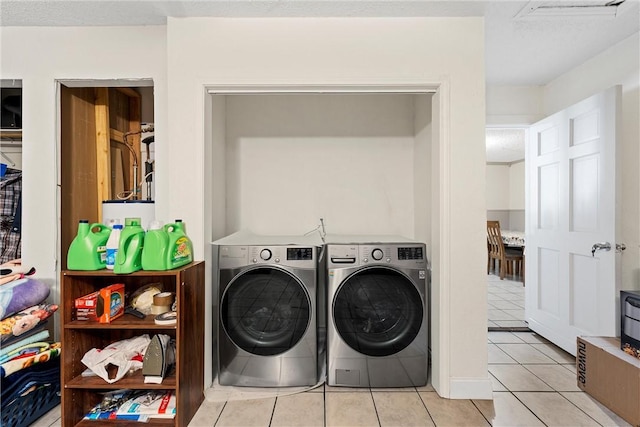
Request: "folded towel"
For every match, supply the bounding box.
[0,278,49,320]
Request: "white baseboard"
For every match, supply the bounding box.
[448,377,494,399]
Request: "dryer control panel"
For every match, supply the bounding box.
[327,243,427,268]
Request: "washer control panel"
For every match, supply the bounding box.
[219,245,317,269]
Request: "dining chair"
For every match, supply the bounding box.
[487,220,524,281]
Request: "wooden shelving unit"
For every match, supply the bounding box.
[60,262,204,427]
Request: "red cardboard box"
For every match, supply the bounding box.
[74,283,125,323]
[577,336,640,426]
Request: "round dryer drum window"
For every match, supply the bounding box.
[221,267,311,356]
[333,267,423,357]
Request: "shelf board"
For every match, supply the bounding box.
[66,369,176,390]
[64,314,176,330]
[62,262,202,278]
[0,129,22,139]
[75,418,175,426]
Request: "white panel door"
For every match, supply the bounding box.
[526,86,622,356]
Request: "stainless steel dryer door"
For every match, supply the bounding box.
[332,266,424,357]
[221,266,311,356]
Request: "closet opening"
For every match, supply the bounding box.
[202,86,445,391]
[1,79,22,264]
[57,80,154,270]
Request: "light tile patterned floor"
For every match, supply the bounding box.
[183,331,629,427]
[32,274,630,427]
[487,273,528,330]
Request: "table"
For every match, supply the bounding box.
[501,230,525,248]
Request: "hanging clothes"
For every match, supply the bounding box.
[0,168,22,264]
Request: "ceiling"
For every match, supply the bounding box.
[1,0,638,162]
[486,128,527,164]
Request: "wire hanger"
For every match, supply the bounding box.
[1,151,15,166]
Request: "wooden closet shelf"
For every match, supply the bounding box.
[66,369,177,390]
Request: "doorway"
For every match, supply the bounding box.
[485,127,528,331]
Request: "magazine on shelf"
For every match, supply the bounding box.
[116,390,176,419]
[83,390,149,421]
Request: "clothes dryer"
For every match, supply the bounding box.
[326,240,429,387]
[217,236,320,387]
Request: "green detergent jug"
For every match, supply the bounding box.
[141,220,169,271]
[114,217,145,274]
[67,220,111,270]
[164,219,193,269]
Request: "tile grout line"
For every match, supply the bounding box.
[323,386,326,427]
[554,391,608,426]
[416,389,438,427]
[469,397,493,427]
[519,362,569,392]
[488,371,510,392]
[509,391,551,427]
[368,389,382,427]
[213,401,227,427]
[268,396,278,427]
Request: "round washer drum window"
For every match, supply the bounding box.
[333,267,423,357]
[221,267,311,356]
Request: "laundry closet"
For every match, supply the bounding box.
[206,92,434,390]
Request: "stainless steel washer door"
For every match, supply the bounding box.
[333,266,423,357]
[221,266,311,356]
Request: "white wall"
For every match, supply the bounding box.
[486,164,510,210]
[543,33,640,290]
[414,94,433,244]
[509,161,525,210]
[486,161,526,211]
[0,25,167,304]
[224,94,416,237]
[486,85,543,126]
[167,17,489,398]
[486,161,525,230]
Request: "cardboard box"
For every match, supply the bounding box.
[74,283,125,323]
[577,336,640,426]
[75,307,98,321]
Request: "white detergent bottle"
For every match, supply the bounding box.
[105,224,123,270]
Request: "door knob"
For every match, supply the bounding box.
[591,242,611,257]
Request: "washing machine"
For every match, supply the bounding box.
[326,239,429,387]
[217,235,320,387]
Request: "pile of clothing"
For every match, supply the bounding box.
[0,259,61,427]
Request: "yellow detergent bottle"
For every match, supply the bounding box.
[141,220,169,271]
[67,220,111,270]
[114,217,145,274]
[164,219,193,269]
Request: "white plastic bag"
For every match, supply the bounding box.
[81,334,151,383]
